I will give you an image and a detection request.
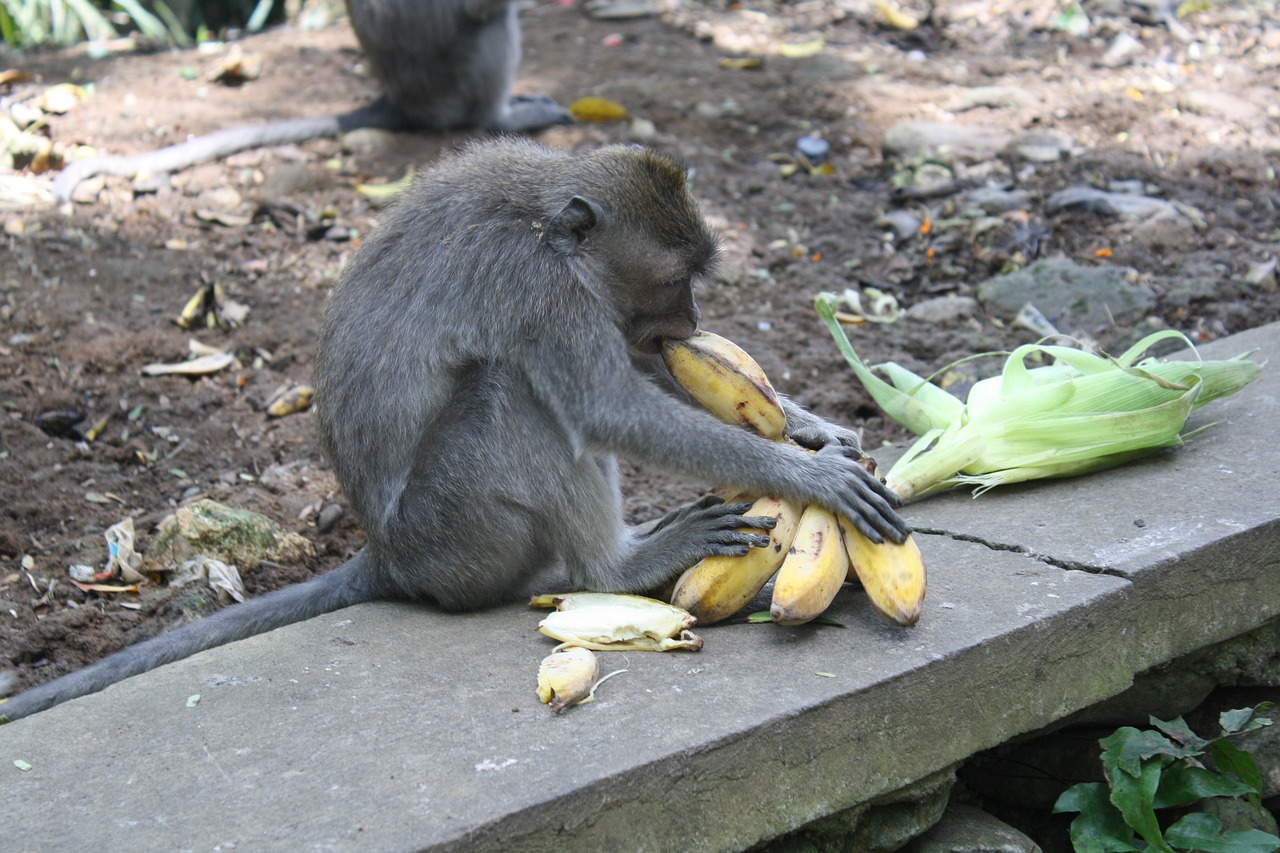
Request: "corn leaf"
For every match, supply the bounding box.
[816,308,1264,501]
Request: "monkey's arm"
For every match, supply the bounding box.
[525,339,908,544]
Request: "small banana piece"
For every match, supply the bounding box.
[536,646,599,714]
[838,516,926,627]
[770,504,849,626]
[671,494,804,624]
[661,330,787,440]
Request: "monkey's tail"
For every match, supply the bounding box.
[1,552,375,722]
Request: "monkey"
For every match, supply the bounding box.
[50,0,571,201]
[2,139,909,722]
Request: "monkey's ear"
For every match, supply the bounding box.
[546,196,604,255]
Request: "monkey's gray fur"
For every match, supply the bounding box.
[50,0,570,201]
[3,140,907,722]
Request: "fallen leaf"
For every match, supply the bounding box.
[777,38,824,58]
[568,96,630,122]
[141,352,235,376]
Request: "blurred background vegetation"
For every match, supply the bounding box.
[0,0,288,49]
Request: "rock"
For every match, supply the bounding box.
[960,187,1033,215]
[882,121,1012,164]
[877,210,924,241]
[903,804,1041,853]
[976,258,1155,331]
[317,503,344,534]
[1003,131,1074,163]
[1046,186,1173,220]
[776,765,957,852]
[942,86,1035,112]
[906,295,980,325]
[340,127,400,153]
[145,498,314,573]
[261,162,331,197]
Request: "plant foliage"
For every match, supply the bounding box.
[1054,704,1280,853]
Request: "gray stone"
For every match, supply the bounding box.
[261,162,331,197]
[904,804,1041,853]
[975,257,1155,330]
[905,295,980,325]
[881,121,1012,164]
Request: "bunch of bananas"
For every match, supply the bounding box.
[662,331,926,628]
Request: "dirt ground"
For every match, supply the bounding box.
[0,0,1277,706]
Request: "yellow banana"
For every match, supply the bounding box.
[536,646,599,714]
[661,330,787,440]
[671,494,804,624]
[838,515,926,627]
[770,504,849,626]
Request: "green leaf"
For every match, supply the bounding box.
[1110,761,1173,852]
[1220,706,1274,736]
[1101,727,1186,778]
[1150,715,1208,751]
[1152,763,1256,809]
[1054,783,1144,852]
[1164,812,1280,853]
[1210,741,1265,804]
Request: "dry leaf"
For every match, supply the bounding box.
[568,96,630,122]
[141,352,235,376]
[777,38,824,58]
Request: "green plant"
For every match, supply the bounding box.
[1054,704,1280,853]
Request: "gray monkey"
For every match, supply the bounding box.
[2,140,907,722]
[51,0,571,201]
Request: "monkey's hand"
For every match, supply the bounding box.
[639,494,776,558]
[781,398,864,452]
[805,445,911,545]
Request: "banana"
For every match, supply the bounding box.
[671,494,804,624]
[770,504,849,626]
[661,330,787,440]
[534,593,704,651]
[838,515,926,627]
[536,646,599,714]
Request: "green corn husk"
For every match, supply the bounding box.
[814,294,1263,501]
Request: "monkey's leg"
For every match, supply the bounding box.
[493,95,573,133]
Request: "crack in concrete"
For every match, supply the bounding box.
[915,527,1131,579]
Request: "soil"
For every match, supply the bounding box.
[1,0,1277,710]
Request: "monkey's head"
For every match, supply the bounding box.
[545,146,721,355]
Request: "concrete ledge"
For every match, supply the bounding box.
[3,323,1277,852]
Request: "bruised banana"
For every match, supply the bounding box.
[770,504,850,626]
[662,329,925,628]
[838,515,926,627]
[536,646,599,714]
[671,494,804,624]
[661,330,787,441]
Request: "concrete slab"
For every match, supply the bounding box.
[3,321,1276,852]
[3,536,1128,852]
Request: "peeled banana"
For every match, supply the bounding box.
[662,330,788,441]
[531,592,704,651]
[770,504,850,626]
[536,646,599,714]
[839,516,926,627]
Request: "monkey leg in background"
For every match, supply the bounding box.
[50,0,571,201]
[1,139,907,722]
